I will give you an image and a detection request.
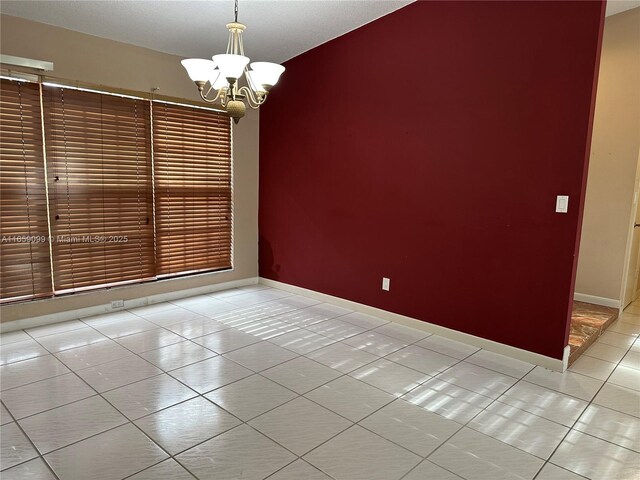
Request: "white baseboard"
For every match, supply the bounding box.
[260,278,566,372]
[573,293,620,309]
[0,277,259,333]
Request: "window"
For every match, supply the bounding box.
[0,79,232,303]
[43,86,155,292]
[0,80,53,302]
[153,102,232,276]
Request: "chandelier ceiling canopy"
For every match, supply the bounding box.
[181,0,285,124]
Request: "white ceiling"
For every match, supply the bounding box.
[0,0,414,64]
[1,0,637,64]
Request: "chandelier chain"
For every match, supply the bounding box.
[234,0,239,23]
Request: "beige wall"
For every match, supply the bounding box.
[0,15,259,323]
[575,7,640,304]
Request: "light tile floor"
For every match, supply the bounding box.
[0,285,639,480]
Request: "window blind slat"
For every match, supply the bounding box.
[152,102,232,276]
[43,86,156,292]
[0,80,53,302]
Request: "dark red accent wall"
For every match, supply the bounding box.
[258,0,605,359]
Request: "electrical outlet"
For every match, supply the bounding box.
[382,277,390,291]
[111,300,124,309]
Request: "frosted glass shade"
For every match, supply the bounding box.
[181,59,216,82]
[208,70,228,90]
[246,71,267,93]
[249,62,285,87]
[212,54,250,80]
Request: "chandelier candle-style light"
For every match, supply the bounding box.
[181,0,285,124]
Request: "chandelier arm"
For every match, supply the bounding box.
[238,86,266,109]
[199,87,223,104]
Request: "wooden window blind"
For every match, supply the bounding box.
[0,79,53,302]
[43,86,155,292]
[152,102,232,276]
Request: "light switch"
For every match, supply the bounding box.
[556,195,569,213]
[382,277,390,291]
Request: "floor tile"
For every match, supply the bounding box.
[140,341,217,371]
[19,396,127,453]
[574,404,640,452]
[115,328,184,353]
[523,366,603,401]
[429,427,544,480]
[1,373,95,419]
[0,458,57,479]
[234,317,299,340]
[270,294,322,309]
[45,423,168,480]
[26,320,86,338]
[128,302,181,318]
[249,397,351,455]
[307,318,367,340]
[436,362,518,399]
[169,356,253,393]
[360,399,460,456]
[75,355,162,393]
[550,430,640,480]
[341,311,388,329]
[304,425,420,480]
[373,323,430,343]
[191,328,261,354]
[350,359,430,396]
[298,303,352,321]
[82,311,140,327]
[403,378,494,424]
[465,350,535,378]
[584,342,627,363]
[205,374,297,421]
[103,373,197,419]
[468,401,569,459]
[535,463,586,480]
[608,321,640,336]
[176,424,295,480]
[496,381,588,427]
[305,375,394,422]
[54,340,134,371]
[597,331,637,349]
[1,402,11,425]
[269,329,335,354]
[35,327,109,353]
[620,350,640,370]
[568,355,617,381]
[213,303,294,327]
[608,364,640,391]
[164,317,230,339]
[174,297,238,317]
[135,396,240,454]
[594,383,640,417]
[0,355,69,391]
[343,331,408,356]
[386,345,459,376]
[267,459,333,480]
[270,309,333,328]
[306,342,379,373]
[416,335,480,359]
[0,422,38,470]
[0,338,49,365]
[127,459,196,480]
[224,341,298,372]
[262,357,341,394]
[0,330,32,345]
[136,308,203,327]
[402,460,463,480]
[88,317,158,339]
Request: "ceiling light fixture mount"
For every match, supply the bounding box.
[181,0,285,124]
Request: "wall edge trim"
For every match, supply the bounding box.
[0,276,259,333]
[573,292,621,309]
[260,278,566,372]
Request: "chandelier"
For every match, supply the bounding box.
[181,0,285,124]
